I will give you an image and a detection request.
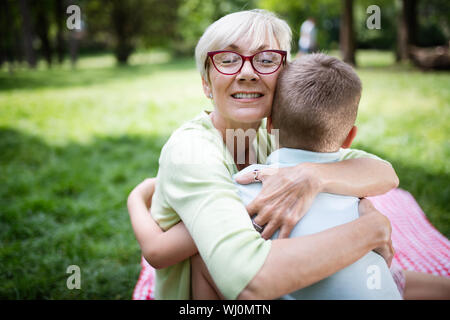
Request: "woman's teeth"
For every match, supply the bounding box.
[232,93,263,99]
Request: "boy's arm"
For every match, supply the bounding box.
[127,178,198,269]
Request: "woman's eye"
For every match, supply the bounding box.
[256,58,273,64]
[217,56,239,64]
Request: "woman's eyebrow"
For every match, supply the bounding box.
[227,44,269,52]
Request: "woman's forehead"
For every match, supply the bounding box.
[224,33,281,53]
[224,43,270,53]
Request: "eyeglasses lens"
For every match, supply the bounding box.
[212,51,282,74]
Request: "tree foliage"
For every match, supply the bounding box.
[1,0,448,67]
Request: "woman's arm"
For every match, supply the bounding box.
[236,157,399,239]
[127,178,198,269]
[238,199,394,299]
[316,158,399,196]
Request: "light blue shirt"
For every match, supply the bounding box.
[233,148,402,300]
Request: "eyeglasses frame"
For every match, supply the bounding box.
[206,50,287,75]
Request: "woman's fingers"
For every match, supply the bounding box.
[251,204,275,227]
[249,194,300,238]
[242,166,320,240]
[277,215,298,239]
[260,219,282,240]
[235,167,278,185]
[246,198,260,217]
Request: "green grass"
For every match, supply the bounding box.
[0,50,449,299]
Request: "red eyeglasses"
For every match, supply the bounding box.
[207,50,287,75]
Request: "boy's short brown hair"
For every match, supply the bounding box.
[271,53,362,152]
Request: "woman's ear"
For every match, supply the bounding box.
[341,126,357,149]
[202,78,213,99]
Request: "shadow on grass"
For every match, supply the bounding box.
[0,57,196,91]
[0,127,169,299]
[0,128,448,299]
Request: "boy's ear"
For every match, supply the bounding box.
[267,116,273,134]
[341,126,357,149]
[202,77,212,99]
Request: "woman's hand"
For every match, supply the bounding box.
[235,158,399,240]
[235,163,322,239]
[358,198,394,267]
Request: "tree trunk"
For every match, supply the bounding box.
[68,32,79,68]
[397,0,418,61]
[19,0,36,68]
[36,5,53,67]
[54,0,65,64]
[340,0,356,66]
[111,0,142,65]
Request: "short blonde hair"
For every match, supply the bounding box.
[272,54,362,152]
[195,9,292,83]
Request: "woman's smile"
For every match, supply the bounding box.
[230,91,265,103]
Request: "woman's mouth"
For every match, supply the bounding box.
[231,92,264,99]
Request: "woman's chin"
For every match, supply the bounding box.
[231,109,268,124]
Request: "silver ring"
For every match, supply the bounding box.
[253,169,260,182]
[252,220,264,233]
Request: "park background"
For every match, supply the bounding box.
[0,0,449,299]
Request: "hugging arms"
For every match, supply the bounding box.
[128,157,398,299]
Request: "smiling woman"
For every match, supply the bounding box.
[127,9,400,300]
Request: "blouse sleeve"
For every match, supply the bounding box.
[339,148,392,165]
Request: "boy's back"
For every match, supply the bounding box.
[234,150,402,300]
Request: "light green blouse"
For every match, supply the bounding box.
[151,111,387,300]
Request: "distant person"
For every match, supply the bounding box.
[298,17,317,55]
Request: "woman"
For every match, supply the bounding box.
[128,9,398,300]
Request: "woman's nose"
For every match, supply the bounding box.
[236,60,258,81]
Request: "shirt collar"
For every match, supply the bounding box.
[266,147,341,166]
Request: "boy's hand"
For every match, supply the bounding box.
[358,198,394,267]
[235,163,321,240]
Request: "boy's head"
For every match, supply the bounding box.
[269,53,362,152]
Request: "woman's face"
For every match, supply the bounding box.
[204,36,283,125]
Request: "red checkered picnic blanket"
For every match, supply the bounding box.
[132,188,450,300]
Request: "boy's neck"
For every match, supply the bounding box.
[267,147,341,166]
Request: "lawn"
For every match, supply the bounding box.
[0,50,449,299]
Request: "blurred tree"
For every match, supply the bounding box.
[111,0,143,64]
[54,0,65,64]
[259,0,340,52]
[416,0,449,47]
[173,0,257,56]
[340,0,356,65]
[19,0,37,68]
[397,0,418,61]
[35,0,54,67]
[0,0,19,72]
[84,0,180,64]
